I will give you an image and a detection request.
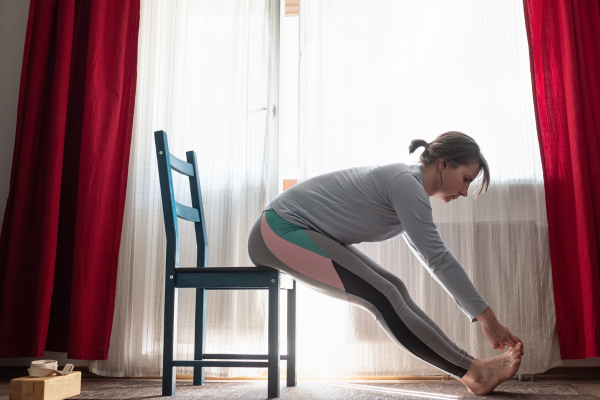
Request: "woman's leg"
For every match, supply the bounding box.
[342,243,474,361]
[248,210,472,379]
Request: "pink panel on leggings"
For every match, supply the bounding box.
[261,213,345,291]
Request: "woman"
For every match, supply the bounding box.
[248,131,524,395]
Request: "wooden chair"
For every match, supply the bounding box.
[154,130,297,398]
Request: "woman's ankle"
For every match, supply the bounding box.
[460,358,482,382]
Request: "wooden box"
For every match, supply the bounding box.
[9,371,81,400]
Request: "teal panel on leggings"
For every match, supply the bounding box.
[264,210,329,258]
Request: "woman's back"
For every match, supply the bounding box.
[267,163,426,245]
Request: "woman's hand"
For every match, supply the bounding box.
[476,307,524,355]
[481,321,524,354]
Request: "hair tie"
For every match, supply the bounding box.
[424,142,429,149]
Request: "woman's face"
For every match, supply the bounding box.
[434,160,480,203]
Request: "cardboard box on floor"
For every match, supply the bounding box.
[9,371,81,400]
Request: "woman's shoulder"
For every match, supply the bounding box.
[376,162,423,184]
[377,162,418,172]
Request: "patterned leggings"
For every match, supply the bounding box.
[248,209,473,379]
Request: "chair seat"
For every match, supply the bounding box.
[176,266,276,273]
[175,267,294,290]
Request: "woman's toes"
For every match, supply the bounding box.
[514,346,523,359]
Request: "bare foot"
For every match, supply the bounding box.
[459,342,523,395]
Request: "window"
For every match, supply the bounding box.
[280,13,300,192]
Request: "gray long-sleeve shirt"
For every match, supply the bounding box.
[266,163,488,321]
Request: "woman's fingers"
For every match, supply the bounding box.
[510,332,523,345]
[510,333,524,355]
[502,332,525,355]
[507,331,524,355]
[504,337,517,349]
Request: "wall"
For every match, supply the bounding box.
[0,0,86,368]
[0,0,28,220]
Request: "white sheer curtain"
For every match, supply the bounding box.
[295,0,562,376]
[89,0,278,378]
[84,0,576,380]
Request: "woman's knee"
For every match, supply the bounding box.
[388,275,413,301]
[343,244,416,304]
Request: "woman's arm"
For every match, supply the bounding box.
[476,306,524,354]
[389,172,524,354]
[390,173,488,321]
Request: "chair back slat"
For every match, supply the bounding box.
[170,153,195,177]
[175,201,201,222]
[186,150,209,268]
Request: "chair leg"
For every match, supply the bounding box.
[162,282,178,396]
[194,288,207,385]
[287,280,297,387]
[268,271,280,398]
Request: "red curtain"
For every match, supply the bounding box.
[0,0,139,359]
[523,0,600,359]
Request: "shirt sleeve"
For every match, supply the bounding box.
[387,172,488,321]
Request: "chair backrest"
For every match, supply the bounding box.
[154,130,209,270]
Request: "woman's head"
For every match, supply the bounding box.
[408,131,490,199]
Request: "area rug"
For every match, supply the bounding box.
[70,380,596,399]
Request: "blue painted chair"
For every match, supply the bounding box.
[154,130,297,398]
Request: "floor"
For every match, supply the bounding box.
[2,378,600,400]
